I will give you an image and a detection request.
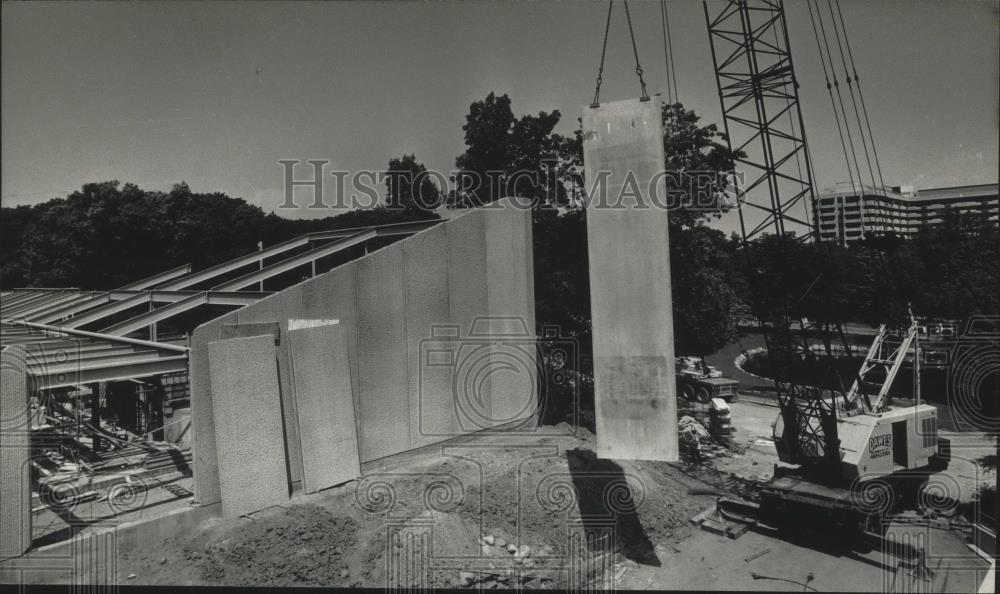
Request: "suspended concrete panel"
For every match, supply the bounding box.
[288,323,360,494]
[208,334,289,517]
[582,97,679,462]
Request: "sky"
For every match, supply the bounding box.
[2,0,998,235]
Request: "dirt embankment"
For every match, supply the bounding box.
[120,425,726,589]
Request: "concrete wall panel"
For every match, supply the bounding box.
[301,265,360,419]
[220,322,280,342]
[1,346,31,560]
[403,224,456,448]
[208,335,288,517]
[191,309,238,504]
[356,245,410,461]
[485,204,538,428]
[582,97,678,462]
[445,210,494,432]
[236,286,305,487]
[189,205,536,496]
[288,323,360,493]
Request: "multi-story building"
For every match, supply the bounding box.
[815,182,999,243]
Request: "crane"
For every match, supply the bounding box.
[701,0,951,538]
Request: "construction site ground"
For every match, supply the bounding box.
[81,399,993,591]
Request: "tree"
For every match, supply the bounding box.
[449,92,576,208]
[385,154,441,212]
[670,225,748,357]
[660,102,744,230]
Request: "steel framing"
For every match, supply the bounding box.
[1,218,443,391]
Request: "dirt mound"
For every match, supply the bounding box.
[120,425,727,589]
[195,504,359,586]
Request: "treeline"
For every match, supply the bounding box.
[0,181,437,290]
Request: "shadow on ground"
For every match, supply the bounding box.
[566,448,660,566]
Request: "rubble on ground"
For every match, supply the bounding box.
[678,414,734,463]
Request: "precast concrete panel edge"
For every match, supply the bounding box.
[189,310,239,505]
[356,244,410,462]
[207,335,289,517]
[403,224,455,449]
[445,209,493,434]
[287,324,360,493]
[484,204,537,429]
[0,346,31,560]
[236,286,305,490]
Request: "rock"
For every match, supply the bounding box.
[482,544,493,555]
[460,571,475,586]
[159,557,167,565]
[496,538,506,548]
[127,574,136,580]
[340,569,350,579]
[518,545,532,558]
[483,535,495,546]
[507,544,518,554]
[301,532,312,541]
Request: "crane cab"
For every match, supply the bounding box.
[837,404,949,481]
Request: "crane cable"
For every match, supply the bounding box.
[659,0,679,104]
[834,0,887,193]
[810,0,909,403]
[826,0,878,195]
[830,0,890,233]
[806,0,857,203]
[591,0,650,107]
[812,0,867,206]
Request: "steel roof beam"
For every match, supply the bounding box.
[31,293,113,325]
[211,229,377,291]
[29,350,167,374]
[101,292,208,336]
[115,263,192,290]
[59,293,151,329]
[155,236,314,290]
[3,291,68,315]
[155,219,440,290]
[12,292,97,321]
[30,354,188,391]
[26,345,144,365]
[1,320,187,353]
[105,290,272,304]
